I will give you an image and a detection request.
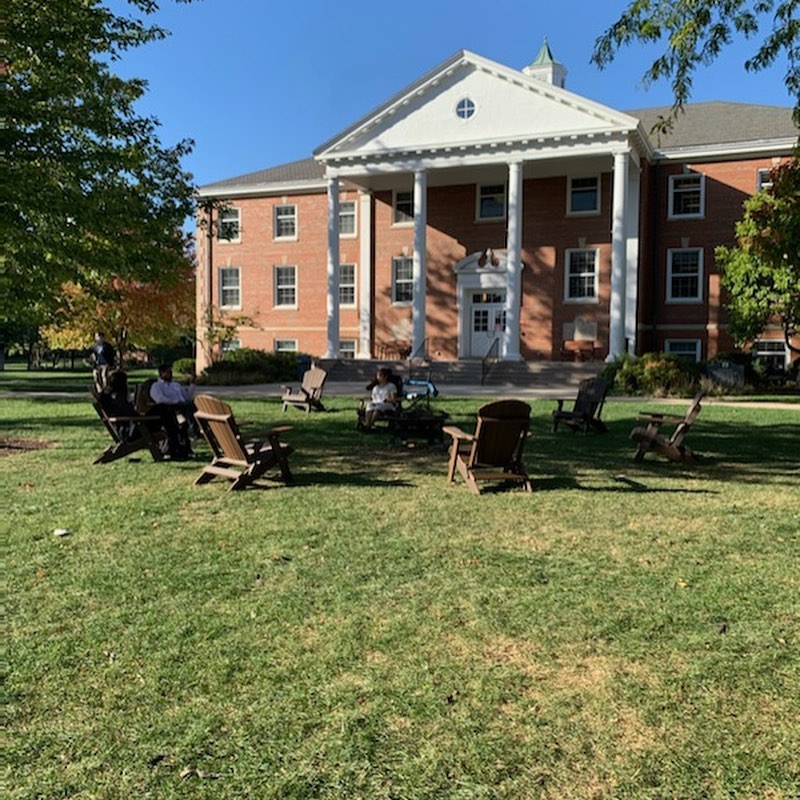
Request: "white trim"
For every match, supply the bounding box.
[475,182,507,221]
[756,168,774,192]
[391,255,414,306]
[217,207,241,243]
[273,264,298,309]
[665,338,702,362]
[666,248,704,303]
[219,266,241,310]
[668,173,706,220]
[564,248,600,302]
[198,179,326,198]
[566,175,601,217]
[274,204,298,240]
[653,137,797,162]
[274,338,298,353]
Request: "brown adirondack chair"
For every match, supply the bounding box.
[193,394,294,490]
[91,389,166,464]
[630,391,705,464]
[552,376,608,433]
[443,399,533,495]
[282,365,328,413]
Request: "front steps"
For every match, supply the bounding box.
[319,358,603,388]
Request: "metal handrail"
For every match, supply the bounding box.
[481,338,500,385]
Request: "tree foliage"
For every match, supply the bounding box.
[1,0,196,325]
[40,266,196,364]
[716,152,800,353]
[592,1,800,128]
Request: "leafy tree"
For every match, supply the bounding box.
[592,1,800,128]
[41,265,196,365]
[2,0,195,326]
[716,152,800,354]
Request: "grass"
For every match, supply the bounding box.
[4,389,800,799]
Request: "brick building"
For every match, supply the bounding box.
[195,44,797,371]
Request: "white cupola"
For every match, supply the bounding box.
[522,39,567,89]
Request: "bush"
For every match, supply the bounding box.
[199,348,304,385]
[172,357,196,378]
[603,352,700,396]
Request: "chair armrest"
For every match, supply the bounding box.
[553,399,568,412]
[246,424,293,442]
[442,425,474,442]
[636,412,684,423]
[107,414,159,423]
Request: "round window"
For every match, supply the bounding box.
[456,98,476,119]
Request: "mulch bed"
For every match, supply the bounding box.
[0,437,56,457]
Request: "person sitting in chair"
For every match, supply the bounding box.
[360,367,398,431]
[99,370,161,443]
[149,364,197,458]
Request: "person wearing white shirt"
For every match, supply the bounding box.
[149,364,197,458]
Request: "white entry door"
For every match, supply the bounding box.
[469,291,506,357]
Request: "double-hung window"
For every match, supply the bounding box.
[567,177,600,215]
[477,184,506,220]
[339,340,356,360]
[393,190,414,225]
[667,248,703,302]
[665,339,702,362]
[274,204,297,239]
[339,263,356,307]
[392,257,413,304]
[668,174,705,219]
[274,265,297,307]
[756,168,774,192]
[219,267,241,308]
[339,201,356,236]
[218,207,240,241]
[564,249,598,301]
[274,339,297,353]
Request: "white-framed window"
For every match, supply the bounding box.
[219,267,241,309]
[222,338,241,354]
[274,339,297,353]
[668,173,705,219]
[477,184,506,220]
[667,248,704,302]
[339,340,356,360]
[339,200,357,236]
[665,339,702,362]
[274,265,297,307]
[456,97,476,119]
[564,248,599,301]
[218,207,240,242]
[274,204,297,239]
[756,168,774,193]
[752,339,788,372]
[393,190,414,225]
[392,256,413,304]
[339,263,356,307]
[567,176,600,215]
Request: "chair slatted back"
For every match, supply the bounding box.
[670,391,705,447]
[571,377,607,419]
[469,400,531,468]
[301,366,328,400]
[194,394,249,464]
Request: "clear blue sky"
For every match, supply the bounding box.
[110,0,792,188]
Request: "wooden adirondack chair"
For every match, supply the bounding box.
[193,394,294,490]
[552,376,608,433]
[282,365,328,413]
[91,389,166,464]
[630,391,705,464]
[443,399,533,495]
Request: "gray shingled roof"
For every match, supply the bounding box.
[200,102,797,192]
[626,101,797,150]
[201,157,324,190]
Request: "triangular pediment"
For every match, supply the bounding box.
[315,50,640,161]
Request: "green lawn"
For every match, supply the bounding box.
[4,392,799,799]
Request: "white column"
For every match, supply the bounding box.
[624,157,641,354]
[411,169,427,355]
[357,191,372,359]
[608,150,628,360]
[324,176,340,360]
[505,160,523,360]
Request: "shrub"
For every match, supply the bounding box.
[172,357,196,377]
[603,352,700,396]
[199,348,304,385]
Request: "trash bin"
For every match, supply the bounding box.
[296,354,311,381]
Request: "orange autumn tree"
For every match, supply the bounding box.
[42,264,195,365]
